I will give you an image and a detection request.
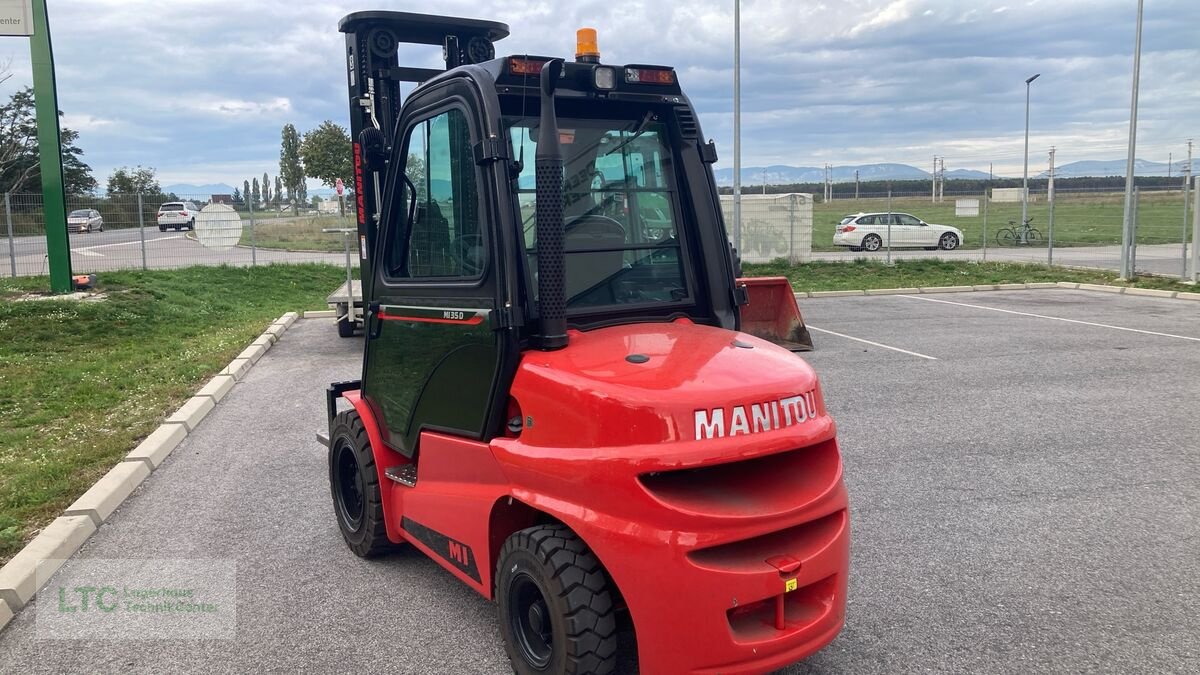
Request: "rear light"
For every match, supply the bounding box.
[625,67,675,85]
[841,225,856,232]
[508,57,548,75]
[179,211,187,216]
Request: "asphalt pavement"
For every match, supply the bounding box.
[0,290,1197,673]
[4,226,342,276]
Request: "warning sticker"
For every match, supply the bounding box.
[785,578,798,593]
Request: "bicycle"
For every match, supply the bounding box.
[995,217,1042,246]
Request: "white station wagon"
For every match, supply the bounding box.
[833,212,964,252]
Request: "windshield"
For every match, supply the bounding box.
[69,210,90,218]
[160,203,183,211]
[839,216,856,225]
[506,114,688,313]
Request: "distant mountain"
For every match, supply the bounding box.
[944,169,994,180]
[163,183,237,196]
[713,163,983,186]
[1040,158,1198,179]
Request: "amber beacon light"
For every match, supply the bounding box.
[576,27,600,62]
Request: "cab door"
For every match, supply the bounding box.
[362,83,511,457]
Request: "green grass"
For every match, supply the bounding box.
[0,264,346,562]
[811,189,1193,251]
[239,215,357,252]
[744,259,1200,293]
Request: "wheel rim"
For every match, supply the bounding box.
[509,572,553,670]
[864,236,880,251]
[333,441,365,532]
[942,234,957,250]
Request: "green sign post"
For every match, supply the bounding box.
[3,0,72,291]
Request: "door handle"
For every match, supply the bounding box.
[367,302,383,340]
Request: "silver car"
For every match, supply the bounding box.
[67,209,104,233]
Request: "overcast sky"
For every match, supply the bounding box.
[1,0,1196,189]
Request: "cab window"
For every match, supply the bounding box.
[387,108,483,279]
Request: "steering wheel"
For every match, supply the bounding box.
[452,233,485,276]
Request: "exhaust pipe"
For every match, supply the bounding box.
[535,59,568,350]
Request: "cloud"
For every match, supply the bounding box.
[0,0,1193,185]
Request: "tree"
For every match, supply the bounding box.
[300,120,351,191]
[0,86,97,195]
[273,175,282,209]
[252,177,260,206]
[262,171,270,204]
[106,166,161,195]
[280,123,305,215]
[232,187,243,205]
[243,179,251,208]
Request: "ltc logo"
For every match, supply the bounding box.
[57,586,119,612]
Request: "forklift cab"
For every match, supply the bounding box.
[341,13,741,456]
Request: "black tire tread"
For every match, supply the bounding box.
[329,410,395,557]
[499,524,617,675]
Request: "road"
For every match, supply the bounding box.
[0,289,1196,673]
[4,225,1193,279]
[809,242,1194,277]
[3,226,342,277]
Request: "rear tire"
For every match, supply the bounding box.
[497,525,618,675]
[862,234,882,252]
[159,226,166,232]
[328,410,396,558]
[187,219,195,231]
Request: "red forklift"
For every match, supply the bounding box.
[322,11,846,674]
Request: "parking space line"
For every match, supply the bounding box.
[72,235,181,252]
[899,295,1200,343]
[807,325,939,360]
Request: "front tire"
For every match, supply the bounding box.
[938,233,960,251]
[862,234,883,252]
[497,525,618,675]
[328,410,395,558]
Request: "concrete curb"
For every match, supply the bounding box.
[64,462,152,526]
[303,309,337,318]
[165,396,216,433]
[796,281,1193,300]
[0,516,96,611]
[196,374,236,404]
[0,309,304,633]
[125,423,187,469]
[864,287,920,296]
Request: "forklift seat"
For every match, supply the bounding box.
[564,215,626,304]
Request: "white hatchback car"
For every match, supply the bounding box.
[157,201,200,231]
[833,212,964,252]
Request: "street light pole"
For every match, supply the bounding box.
[1119,0,1144,279]
[1021,73,1040,244]
[732,0,741,255]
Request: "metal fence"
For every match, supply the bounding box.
[5,186,1197,282]
[3,193,352,278]
[772,184,1198,280]
[720,193,813,264]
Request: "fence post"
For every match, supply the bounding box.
[885,189,892,265]
[788,194,796,264]
[248,199,257,266]
[981,191,988,263]
[5,193,15,278]
[1047,179,1055,267]
[1182,175,1192,279]
[1191,176,1199,283]
[137,193,148,270]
